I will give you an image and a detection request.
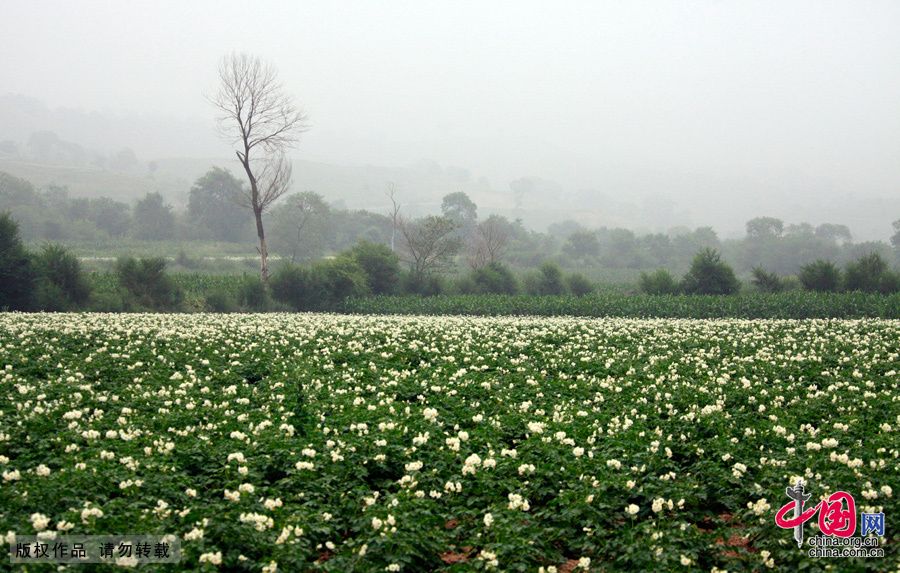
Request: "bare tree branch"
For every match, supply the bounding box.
[468,216,510,269]
[209,52,308,281]
[386,183,401,253]
[399,215,461,277]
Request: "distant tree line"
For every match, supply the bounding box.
[640,248,900,295]
[3,210,899,316]
[2,169,899,294]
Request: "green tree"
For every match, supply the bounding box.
[563,230,599,261]
[33,243,90,310]
[815,223,852,244]
[567,273,594,296]
[745,217,784,240]
[345,241,400,295]
[441,191,478,238]
[527,262,567,295]
[188,167,250,242]
[681,249,740,295]
[798,260,841,292]
[639,269,679,295]
[115,257,182,310]
[132,192,175,240]
[89,197,132,237]
[0,212,34,310]
[844,252,898,293]
[750,267,784,293]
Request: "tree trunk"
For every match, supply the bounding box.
[254,207,269,282]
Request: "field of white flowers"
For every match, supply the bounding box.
[0,313,897,572]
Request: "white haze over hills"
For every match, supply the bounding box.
[2,1,900,241]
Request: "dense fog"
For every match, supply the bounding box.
[3,1,900,241]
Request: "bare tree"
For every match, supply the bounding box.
[399,215,461,278]
[386,183,401,253]
[468,215,510,269]
[210,52,308,281]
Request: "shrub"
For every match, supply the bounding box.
[270,265,316,311]
[115,256,183,310]
[0,212,34,310]
[317,258,369,305]
[681,249,740,295]
[33,243,91,310]
[271,260,369,311]
[526,262,567,295]
[205,288,238,313]
[844,252,899,293]
[639,269,679,295]
[567,273,594,297]
[346,241,400,295]
[454,275,479,295]
[472,263,519,295]
[799,260,841,292]
[400,272,446,296]
[750,267,784,293]
[237,274,269,311]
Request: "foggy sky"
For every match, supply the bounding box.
[3,0,900,238]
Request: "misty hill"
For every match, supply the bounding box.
[2,93,898,241]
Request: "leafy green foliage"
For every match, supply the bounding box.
[204,287,238,313]
[680,249,740,295]
[526,262,567,295]
[270,259,370,311]
[750,267,784,293]
[115,256,183,310]
[400,272,446,296]
[639,269,679,295]
[237,274,270,311]
[0,212,34,310]
[566,273,594,297]
[345,241,401,295]
[132,192,175,241]
[459,262,519,295]
[33,243,91,310]
[843,252,900,294]
[798,260,841,292]
[188,167,251,242]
